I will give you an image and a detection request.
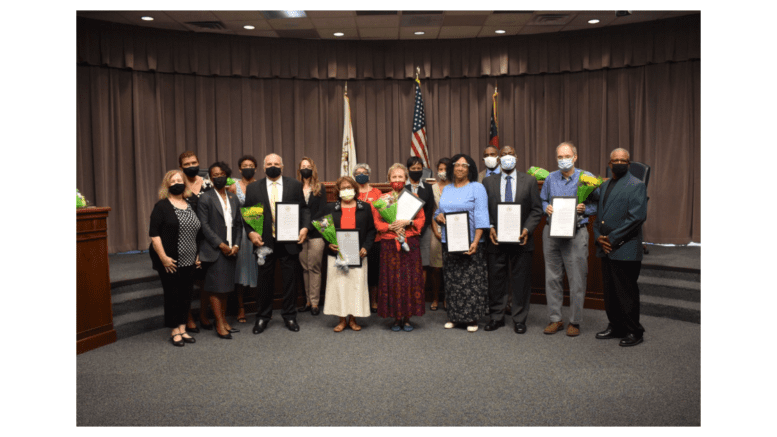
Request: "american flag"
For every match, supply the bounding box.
[410,77,430,169]
[489,89,499,148]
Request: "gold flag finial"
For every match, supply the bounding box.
[345,81,348,96]
[416,66,420,80]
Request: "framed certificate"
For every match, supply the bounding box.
[548,196,577,239]
[275,202,300,242]
[445,211,471,254]
[395,188,425,222]
[336,228,363,267]
[496,203,522,244]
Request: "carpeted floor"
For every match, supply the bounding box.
[77,304,700,426]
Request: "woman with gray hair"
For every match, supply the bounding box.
[354,162,383,313]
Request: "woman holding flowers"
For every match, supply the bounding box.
[297,157,327,316]
[227,155,259,323]
[149,169,202,347]
[313,176,376,332]
[372,163,426,332]
[353,163,383,313]
[433,154,490,332]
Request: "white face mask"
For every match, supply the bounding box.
[437,171,447,181]
[340,189,355,201]
[500,155,516,171]
[484,156,498,169]
[558,158,574,171]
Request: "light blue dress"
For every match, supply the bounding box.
[234,181,258,287]
[434,181,490,244]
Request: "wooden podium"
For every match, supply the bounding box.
[77,207,117,354]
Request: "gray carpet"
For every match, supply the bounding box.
[77,305,700,426]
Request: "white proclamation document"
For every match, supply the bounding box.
[275,203,300,242]
[549,197,577,238]
[445,212,471,253]
[336,229,362,267]
[497,203,522,243]
[395,189,425,222]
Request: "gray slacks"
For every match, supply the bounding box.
[542,226,588,324]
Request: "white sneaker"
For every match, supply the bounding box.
[444,322,455,329]
[467,324,479,332]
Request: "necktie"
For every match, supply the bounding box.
[271,181,278,237]
[505,176,513,202]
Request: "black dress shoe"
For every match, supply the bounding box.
[181,334,196,344]
[285,319,300,332]
[311,307,320,316]
[227,327,240,333]
[370,307,378,314]
[484,319,505,332]
[619,333,644,347]
[253,319,268,335]
[200,320,214,331]
[505,306,512,315]
[514,323,527,334]
[298,304,312,312]
[170,333,185,347]
[595,327,627,340]
[216,331,232,340]
[186,326,200,334]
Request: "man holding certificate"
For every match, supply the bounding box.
[243,153,309,334]
[539,142,600,337]
[482,146,543,334]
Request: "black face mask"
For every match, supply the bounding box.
[212,177,227,189]
[240,168,256,180]
[409,170,424,182]
[354,174,369,185]
[266,166,282,179]
[169,183,185,195]
[300,168,313,179]
[611,163,629,178]
[182,166,199,178]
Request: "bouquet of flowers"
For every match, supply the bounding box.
[372,194,410,252]
[578,174,603,204]
[312,214,349,272]
[76,189,87,208]
[226,177,236,186]
[527,166,550,181]
[241,202,272,265]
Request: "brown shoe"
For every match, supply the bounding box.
[348,316,361,331]
[334,318,347,332]
[566,323,580,337]
[543,321,564,335]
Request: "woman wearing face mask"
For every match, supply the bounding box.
[297,157,326,316]
[315,176,377,332]
[405,156,436,310]
[149,169,202,347]
[429,157,452,311]
[197,162,243,339]
[227,155,259,324]
[433,154,490,332]
[353,163,382,313]
[371,163,426,332]
[178,151,213,333]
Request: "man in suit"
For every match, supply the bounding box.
[482,146,543,334]
[593,148,648,347]
[406,156,436,292]
[243,153,309,333]
[478,145,501,183]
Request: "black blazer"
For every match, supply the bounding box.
[243,176,306,255]
[405,181,435,234]
[197,189,243,263]
[315,200,377,257]
[302,184,327,240]
[148,198,203,271]
[482,171,543,253]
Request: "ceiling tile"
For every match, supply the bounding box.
[311,16,358,28]
[211,11,265,21]
[444,11,492,15]
[660,11,700,18]
[520,25,564,34]
[438,26,482,39]
[564,12,616,27]
[268,18,315,29]
[234,29,279,38]
[163,11,220,23]
[275,28,321,39]
[318,28,359,39]
[221,20,274,31]
[356,15,401,27]
[77,11,133,24]
[305,11,356,18]
[399,26,441,39]
[526,12,578,26]
[400,14,444,27]
[442,15,488,26]
[117,11,178,24]
[611,11,667,24]
[478,26,522,37]
[359,27,399,39]
[484,13,533,26]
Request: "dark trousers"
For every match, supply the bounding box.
[256,245,300,322]
[487,248,533,324]
[601,258,645,337]
[158,265,195,328]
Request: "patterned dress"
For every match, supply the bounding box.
[234,181,258,287]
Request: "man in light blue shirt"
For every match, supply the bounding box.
[538,142,599,337]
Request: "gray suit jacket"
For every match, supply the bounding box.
[593,173,647,261]
[197,189,243,263]
[482,171,543,253]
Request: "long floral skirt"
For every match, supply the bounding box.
[443,243,487,323]
[377,236,425,319]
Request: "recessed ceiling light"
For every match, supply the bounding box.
[141,16,154,21]
[333,32,344,37]
[495,29,506,34]
[243,25,255,30]
[414,31,425,35]
[588,19,600,24]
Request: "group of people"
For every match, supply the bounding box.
[149,142,648,348]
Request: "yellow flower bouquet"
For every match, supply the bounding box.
[577,174,603,203]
